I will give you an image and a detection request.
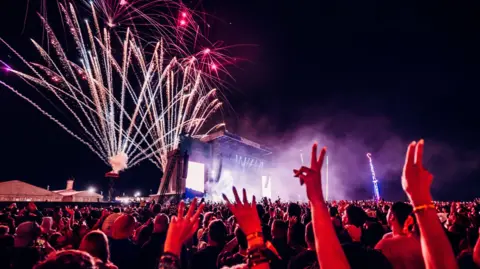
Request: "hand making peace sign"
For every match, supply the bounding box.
[164,198,205,256]
[402,139,434,206]
[293,143,327,205]
[223,187,262,236]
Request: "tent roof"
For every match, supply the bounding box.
[0,180,62,197]
[53,190,102,198]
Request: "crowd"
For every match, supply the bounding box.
[0,140,479,269]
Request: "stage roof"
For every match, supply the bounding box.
[200,130,272,156]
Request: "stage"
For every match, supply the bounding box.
[152,130,273,201]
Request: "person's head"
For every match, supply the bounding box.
[34,250,97,269]
[234,226,248,250]
[271,220,287,240]
[0,225,9,235]
[288,203,301,218]
[466,227,479,249]
[329,206,339,217]
[152,204,162,215]
[256,204,265,222]
[207,219,227,246]
[450,213,469,233]
[41,217,54,234]
[27,202,37,212]
[78,223,89,238]
[305,222,314,249]
[14,221,41,247]
[203,212,216,228]
[153,213,169,233]
[387,202,413,231]
[111,214,136,240]
[344,205,367,227]
[134,225,151,246]
[362,221,386,248]
[48,232,67,250]
[79,230,111,263]
[53,207,63,219]
[101,213,121,238]
[342,243,393,269]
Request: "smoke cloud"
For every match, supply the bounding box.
[229,112,480,201]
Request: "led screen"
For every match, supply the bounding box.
[185,161,205,193]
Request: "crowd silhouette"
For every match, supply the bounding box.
[0,140,479,269]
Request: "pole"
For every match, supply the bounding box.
[366,153,380,201]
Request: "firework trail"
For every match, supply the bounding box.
[2,2,224,174]
[30,0,237,86]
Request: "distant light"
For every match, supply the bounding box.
[134,191,141,197]
[182,12,187,18]
[120,0,128,5]
[88,187,96,193]
[203,48,211,54]
[211,64,217,70]
[179,20,186,26]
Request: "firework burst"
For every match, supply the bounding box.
[2,2,224,174]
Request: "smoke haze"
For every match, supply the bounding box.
[228,112,480,201]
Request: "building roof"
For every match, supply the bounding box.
[53,190,103,198]
[0,180,62,197]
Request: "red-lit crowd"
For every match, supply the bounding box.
[0,140,479,269]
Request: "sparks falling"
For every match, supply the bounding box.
[1,2,224,174]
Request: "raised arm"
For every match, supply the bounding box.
[223,187,270,269]
[293,143,350,269]
[161,198,205,269]
[473,228,480,267]
[402,140,458,269]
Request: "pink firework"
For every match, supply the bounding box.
[1,3,225,174]
[26,0,239,90]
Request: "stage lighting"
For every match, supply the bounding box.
[88,187,96,193]
[134,191,141,197]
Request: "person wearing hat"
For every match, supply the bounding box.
[109,214,139,269]
[11,221,43,269]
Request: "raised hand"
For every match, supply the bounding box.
[222,187,262,236]
[101,209,110,218]
[164,198,205,256]
[402,139,433,206]
[293,143,327,205]
[65,206,75,217]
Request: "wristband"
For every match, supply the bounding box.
[158,252,180,269]
[413,203,435,213]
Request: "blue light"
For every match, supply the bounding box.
[366,153,381,201]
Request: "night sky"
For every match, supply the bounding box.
[0,0,479,200]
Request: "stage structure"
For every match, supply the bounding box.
[152,131,273,202]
